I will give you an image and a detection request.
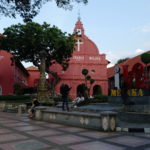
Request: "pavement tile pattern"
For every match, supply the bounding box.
[0,112,149,150]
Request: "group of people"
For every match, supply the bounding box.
[60,83,86,110]
[28,83,85,117]
[28,82,130,117]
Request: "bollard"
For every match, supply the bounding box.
[35,106,48,120]
[2,103,6,111]
[18,105,22,115]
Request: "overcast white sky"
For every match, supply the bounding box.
[0,0,150,67]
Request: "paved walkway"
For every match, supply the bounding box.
[0,112,149,150]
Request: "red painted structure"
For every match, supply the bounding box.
[50,19,108,97]
[122,63,148,89]
[0,50,29,95]
[107,51,150,90]
[26,66,40,88]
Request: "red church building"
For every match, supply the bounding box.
[50,19,108,97]
[0,19,108,97]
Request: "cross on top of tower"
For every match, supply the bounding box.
[78,9,81,21]
[77,39,83,52]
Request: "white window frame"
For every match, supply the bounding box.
[77,29,82,35]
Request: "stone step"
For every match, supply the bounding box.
[56,102,73,108]
[123,105,150,113]
[108,96,150,105]
[116,119,150,133]
[90,103,123,106]
[73,104,123,113]
[90,103,110,106]
[117,112,150,123]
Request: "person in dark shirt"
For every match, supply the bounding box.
[121,83,128,105]
[28,97,40,117]
[60,83,71,111]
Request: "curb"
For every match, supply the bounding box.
[116,127,150,133]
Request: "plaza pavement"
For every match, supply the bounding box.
[0,112,149,150]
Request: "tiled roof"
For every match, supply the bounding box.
[26,66,39,71]
[107,50,150,78]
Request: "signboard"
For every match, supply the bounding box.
[111,89,143,96]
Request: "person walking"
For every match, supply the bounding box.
[60,83,71,111]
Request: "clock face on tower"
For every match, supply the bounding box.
[77,29,82,35]
[114,65,120,73]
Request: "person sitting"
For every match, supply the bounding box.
[28,97,40,118]
[72,93,84,107]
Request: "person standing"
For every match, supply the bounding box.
[121,82,128,105]
[60,83,71,111]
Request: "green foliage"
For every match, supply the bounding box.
[82,68,88,76]
[53,95,61,102]
[86,75,91,80]
[90,79,95,85]
[0,22,75,72]
[94,94,108,100]
[116,57,129,64]
[0,0,88,22]
[81,68,95,98]
[141,52,150,65]
[23,87,37,94]
[13,83,24,95]
[0,95,31,103]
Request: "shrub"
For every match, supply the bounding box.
[53,96,61,102]
[0,95,31,103]
[94,94,108,101]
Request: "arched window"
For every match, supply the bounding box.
[76,84,85,96]
[93,85,102,96]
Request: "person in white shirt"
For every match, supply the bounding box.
[72,93,84,107]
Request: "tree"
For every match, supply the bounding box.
[82,68,88,91]
[82,68,88,76]
[0,22,75,101]
[0,0,88,22]
[141,52,150,65]
[0,22,75,71]
[116,57,129,64]
[141,52,150,79]
[49,71,61,97]
[81,68,95,99]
